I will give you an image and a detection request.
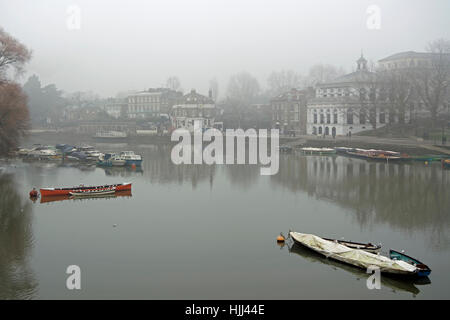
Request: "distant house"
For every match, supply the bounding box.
[103,98,127,119]
[171,89,217,132]
[307,54,390,136]
[271,88,312,135]
[127,88,182,119]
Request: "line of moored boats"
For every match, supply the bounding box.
[280,145,450,166]
[16,144,142,167]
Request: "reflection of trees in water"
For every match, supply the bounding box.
[224,164,260,189]
[273,155,450,248]
[0,173,37,299]
[139,145,216,189]
[138,144,263,190]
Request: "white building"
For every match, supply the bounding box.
[127,88,182,119]
[307,55,389,136]
[171,89,217,132]
[103,98,126,119]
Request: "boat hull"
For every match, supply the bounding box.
[389,249,431,277]
[40,182,131,196]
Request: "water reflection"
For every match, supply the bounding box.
[100,166,144,177]
[287,242,430,297]
[0,173,37,299]
[139,145,217,189]
[272,155,450,249]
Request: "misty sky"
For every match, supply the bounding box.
[1,0,449,98]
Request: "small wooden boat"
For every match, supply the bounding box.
[390,249,431,277]
[322,237,381,253]
[442,159,450,169]
[334,147,356,154]
[278,145,293,153]
[40,190,132,203]
[290,232,419,276]
[69,189,116,197]
[40,182,131,196]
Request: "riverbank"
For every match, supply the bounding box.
[20,131,450,156]
[281,135,450,156]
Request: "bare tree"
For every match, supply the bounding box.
[0,83,30,155]
[267,70,301,96]
[225,72,260,128]
[412,38,450,126]
[166,76,182,92]
[304,64,345,86]
[0,27,31,155]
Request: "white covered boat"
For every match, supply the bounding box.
[289,232,418,276]
[300,147,336,155]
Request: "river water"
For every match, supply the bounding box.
[1,143,449,299]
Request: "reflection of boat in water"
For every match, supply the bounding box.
[288,243,428,296]
[40,190,132,203]
[101,165,144,176]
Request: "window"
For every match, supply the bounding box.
[360,109,366,124]
[313,113,317,124]
[379,110,385,123]
[326,113,331,124]
[333,110,338,124]
[320,114,324,124]
[347,109,354,124]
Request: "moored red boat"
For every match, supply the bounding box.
[40,182,131,197]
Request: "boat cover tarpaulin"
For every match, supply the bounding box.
[290,232,417,275]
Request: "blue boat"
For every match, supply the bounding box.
[390,249,431,277]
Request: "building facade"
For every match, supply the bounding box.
[171,89,217,132]
[103,98,127,119]
[271,88,312,135]
[127,88,182,119]
[307,55,390,136]
[378,51,447,71]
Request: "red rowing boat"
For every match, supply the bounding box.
[40,182,131,197]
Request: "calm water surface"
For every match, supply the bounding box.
[1,143,450,299]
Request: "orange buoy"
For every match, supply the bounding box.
[276,233,285,243]
[29,188,38,198]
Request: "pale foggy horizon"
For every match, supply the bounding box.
[1,0,449,98]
